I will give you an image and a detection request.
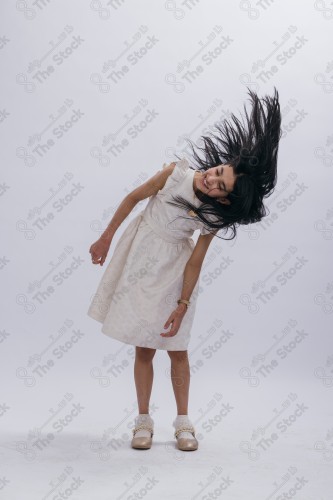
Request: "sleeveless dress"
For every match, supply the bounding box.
[87,158,214,351]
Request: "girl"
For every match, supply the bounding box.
[87,87,282,451]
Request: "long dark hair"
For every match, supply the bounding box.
[167,87,282,240]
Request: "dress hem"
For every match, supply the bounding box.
[102,330,189,351]
[88,311,189,351]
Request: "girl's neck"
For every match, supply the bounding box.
[192,171,205,203]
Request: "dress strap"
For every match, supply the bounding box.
[159,158,189,195]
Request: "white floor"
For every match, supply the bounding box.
[1,376,332,500]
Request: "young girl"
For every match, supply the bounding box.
[87,87,282,451]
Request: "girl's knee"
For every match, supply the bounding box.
[135,346,156,362]
[167,350,188,362]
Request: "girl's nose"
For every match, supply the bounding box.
[206,175,215,189]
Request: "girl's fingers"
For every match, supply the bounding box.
[160,328,178,337]
[160,317,179,336]
[164,316,172,329]
[160,308,184,336]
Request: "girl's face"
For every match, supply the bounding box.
[195,164,236,205]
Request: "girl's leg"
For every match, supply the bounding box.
[167,350,198,449]
[134,346,156,414]
[167,350,190,414]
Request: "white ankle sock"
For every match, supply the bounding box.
[173,414,194,439]
[134,413,154,438]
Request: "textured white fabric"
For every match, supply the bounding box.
[133,414,154,438]
[173,414,195,439]
[87,158,215,350]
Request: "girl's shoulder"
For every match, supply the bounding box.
[159,158,190,194]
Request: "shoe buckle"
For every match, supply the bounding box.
[174,426,196,439]
[132,424,154,437]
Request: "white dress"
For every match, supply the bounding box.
[87,158,213,351]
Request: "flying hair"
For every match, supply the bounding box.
[166,86,283,241]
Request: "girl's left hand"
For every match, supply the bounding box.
[160,304,187,337]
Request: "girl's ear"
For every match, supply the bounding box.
[218,197,231,205]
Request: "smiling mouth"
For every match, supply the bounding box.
[201,175,209,191]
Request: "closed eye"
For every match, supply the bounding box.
[217,167,224,191]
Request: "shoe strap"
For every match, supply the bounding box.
[174,426,196,439]
[132,424,154,437]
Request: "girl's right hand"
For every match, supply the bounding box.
[89,237,112,266]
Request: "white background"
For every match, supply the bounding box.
[0,1,332,499]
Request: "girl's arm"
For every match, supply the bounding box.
[162,254,210,335]
[90,162,178,266]
[161,260,202,336]
[178,232,216,311]
[100,162,176,243]
[100,195,138,243]
[178,262,202,313]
